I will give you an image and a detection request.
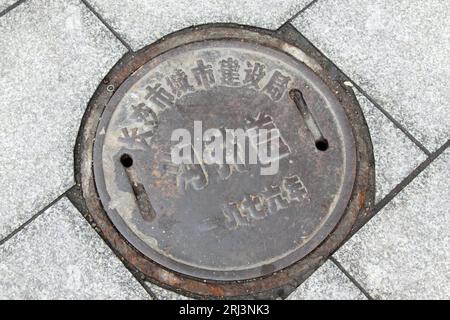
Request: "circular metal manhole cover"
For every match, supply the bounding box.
[77,26,374,298]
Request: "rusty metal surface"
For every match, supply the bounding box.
[93,39,357,281]
[75,25,375,299]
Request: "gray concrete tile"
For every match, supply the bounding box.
[288,260,367,300]
[0,197,150,300]
[0,0,17,13]
[293,0,450,151]
[353,89,427,202]
[334,149,450,300]
[145,282,192,300]
[0,0,126,239]
[87,0,311,50]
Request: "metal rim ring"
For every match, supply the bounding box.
[75,24,375,299]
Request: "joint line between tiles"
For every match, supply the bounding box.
[0,0,27,18]
[129,273,159,300]
[372,139,450,217]
[344,82,431,156]
[329,257,374,300]
[0,185,76,247]
[284,0,320,26]
[80,0,133,52]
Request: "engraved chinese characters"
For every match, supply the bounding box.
[119,55,292,148]
[223,175,308,230]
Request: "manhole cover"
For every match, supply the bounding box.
[76,26,374,298]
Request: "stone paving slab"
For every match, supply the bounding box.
[293,0,450,152]
[0,0,126,240]
[288,260,367,300]
[334,148,450,300]
[354,90,426,202]
[86,0,311,50]
[0,0,16,13]
[0,197,150,300]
